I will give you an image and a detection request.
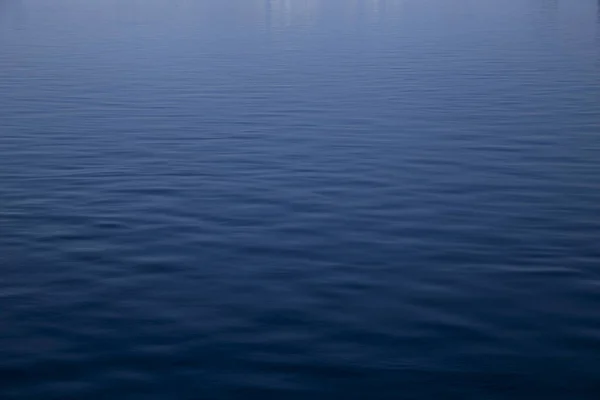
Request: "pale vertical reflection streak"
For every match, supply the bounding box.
[259,0,408,31]
[265,0,318,29]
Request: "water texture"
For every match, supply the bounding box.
[1,0,600,398]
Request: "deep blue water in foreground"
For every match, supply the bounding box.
[2,0,600,398]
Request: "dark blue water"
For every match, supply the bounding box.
[2,0,600,398]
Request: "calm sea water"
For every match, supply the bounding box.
[1,0,600,398]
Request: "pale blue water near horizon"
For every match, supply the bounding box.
[1,0,600,398]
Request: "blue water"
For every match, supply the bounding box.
[2,0,600,398]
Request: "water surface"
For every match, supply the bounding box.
[1,0,600,398]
